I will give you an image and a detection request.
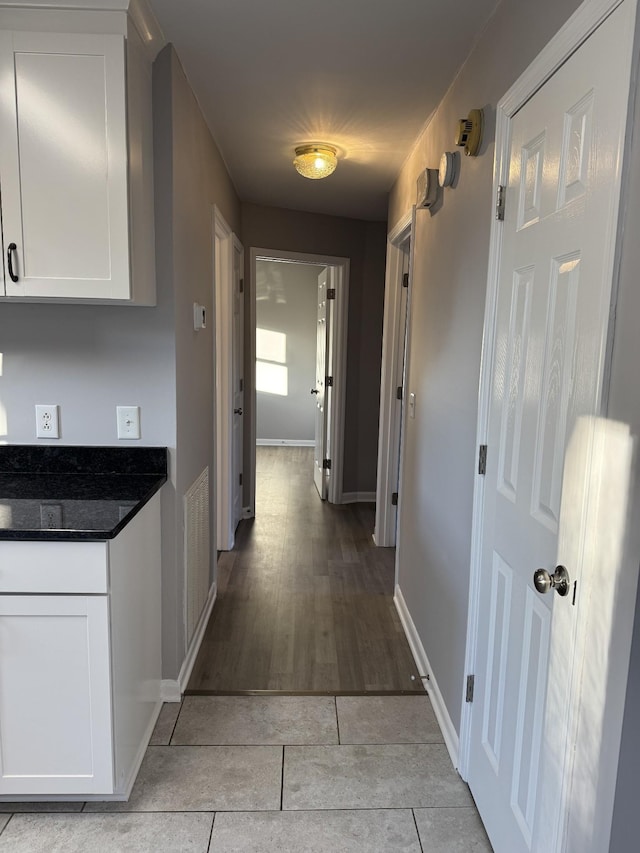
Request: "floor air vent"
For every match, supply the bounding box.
[184,467,210,645]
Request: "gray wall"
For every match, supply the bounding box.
[153,44,240,680]
[241,203,387,494]
[256,260,317,443]
[388,0,583,735]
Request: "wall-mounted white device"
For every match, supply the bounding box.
[35,404,60,439]
[193,303,207,331]
[117,406,141,440]
[416,168,438,209]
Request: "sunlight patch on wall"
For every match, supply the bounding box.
[256,361,288,396]
[257,328,286,364]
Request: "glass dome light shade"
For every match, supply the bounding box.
[293,144,338,180]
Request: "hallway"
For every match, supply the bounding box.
[188,447,422,693]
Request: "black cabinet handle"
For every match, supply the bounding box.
[7,243,18,283]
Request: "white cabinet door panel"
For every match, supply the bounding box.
[0,595,113,795]
[0,31,130,300]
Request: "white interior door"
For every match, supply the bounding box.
[232,239,244,528]
[313,267,330,499]
[392,250,410,535]
[468,4,635,851]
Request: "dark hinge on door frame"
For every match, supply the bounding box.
[396,386,403,401]
[239,378,243,392]
[239,472,243,486]
[495,185,506,221]
[327,288,336,300]
[478,444,487,475]
[402,272,409,288]
[325,375,334,387]
[466,674,475,703]
[322,458,332,470]
[391,492,398,506]
[239,278,244,293]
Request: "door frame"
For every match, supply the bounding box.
[374,210,412,546]
[213,205,239,551]
[459,1,639,850]
[247,247,350,514]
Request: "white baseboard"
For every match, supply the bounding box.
[394,584,460,769]
[341,491,376,504]
[161,583,217,702]
[160,679,181,702]
[256,438,315,446]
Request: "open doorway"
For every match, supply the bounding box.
[246,248,350,514]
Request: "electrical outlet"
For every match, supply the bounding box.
[40,503,63,529]
[35,405,60,439]
[117,406,141,439]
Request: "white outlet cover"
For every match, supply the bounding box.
[117,406,141,440]
[35,404,60,439]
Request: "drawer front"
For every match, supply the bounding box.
[0,541,108,593]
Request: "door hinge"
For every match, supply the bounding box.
[322,458,332,470]
[496,185,506,221]
[391,492,398,506]
[327,288,336,300]
[239,472,243,486]
[239,278,244,293]
[239,378,243,392]
[478,444,487,475]
[466,674,475,703]
[402,272,409,288]
[396,385,403,401]
[325,375,334,387]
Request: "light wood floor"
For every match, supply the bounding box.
[187,446,424,694]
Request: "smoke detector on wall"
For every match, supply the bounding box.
[456,108,484,156]
[416,168,438,208]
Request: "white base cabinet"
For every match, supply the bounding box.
[0,494,162,799]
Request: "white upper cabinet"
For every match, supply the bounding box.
[0,21,156,304]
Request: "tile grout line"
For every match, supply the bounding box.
[0,814,14,837]
[206,811,216,852]
[279,745,285,811]
[412,809,425,853]
[168,700,184,746]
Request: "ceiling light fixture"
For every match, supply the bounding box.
[293,144,338,180]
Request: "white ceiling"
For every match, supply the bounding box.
[148,0,498,221]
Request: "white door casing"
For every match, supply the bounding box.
[313,268,330,499]
[462,2,638,852]
[374,210,413,546]
[247,249,350,512]
[214,206,242,551]
[232,237,245,527]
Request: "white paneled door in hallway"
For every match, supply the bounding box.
[467,2,637,851]
[313,267,330,500]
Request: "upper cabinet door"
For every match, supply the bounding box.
[0,31,131,300]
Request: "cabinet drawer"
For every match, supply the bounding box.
[0,541,108,593]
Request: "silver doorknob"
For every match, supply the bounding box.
[533,565,570,597]
[310,389,319,395]
[234,407,243,415]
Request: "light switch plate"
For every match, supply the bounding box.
[117,406,141,439]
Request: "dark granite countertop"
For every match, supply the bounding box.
[0,446,167,541]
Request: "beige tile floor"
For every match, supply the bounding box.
[0,695,493,852]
